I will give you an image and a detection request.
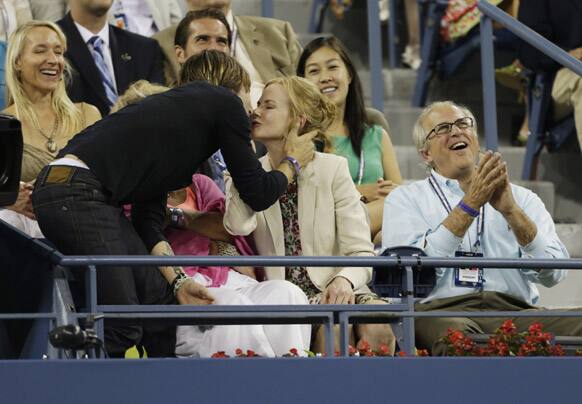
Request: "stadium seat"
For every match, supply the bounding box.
[371,246,436,300]
[521,71,576,180]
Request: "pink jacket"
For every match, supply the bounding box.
[165,174,255,287]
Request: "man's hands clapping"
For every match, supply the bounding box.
[463,151,510,212]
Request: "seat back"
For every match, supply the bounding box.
[371,246,436,299]
[522,71,576,179]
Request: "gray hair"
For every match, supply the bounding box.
[412,100,478,153]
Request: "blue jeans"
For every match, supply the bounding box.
[32,165,176,357]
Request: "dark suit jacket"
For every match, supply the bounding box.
[518,0,582,73]
[58,13,164,116]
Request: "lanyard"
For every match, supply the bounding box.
[428,175,485,251]
[356,150,365,185]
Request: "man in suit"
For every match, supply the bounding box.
[154,0,301,106]
[518,0,582,151]
[59,0,164,116]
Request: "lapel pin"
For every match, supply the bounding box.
[121,53,132,62]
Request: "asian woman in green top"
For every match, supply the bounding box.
[297,36,402,243]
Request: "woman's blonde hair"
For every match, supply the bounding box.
[265,76,336,151]
[110,80,169,113]
[5,21,83,137]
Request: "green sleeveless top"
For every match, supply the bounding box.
[332,125,384,185]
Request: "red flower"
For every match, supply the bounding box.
[416,349,430,357]
[447,328,465,344]
[398,351,407,357]
[499,320,517,335]
[357,340,371,353]
[246,350,256,357]
[528,322,543,336]
[235,348,243,356]
[377,344,391,356]
[552,344,565,356]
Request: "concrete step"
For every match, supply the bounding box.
[556,224,582,258]
[360,68,416,104]
[538,223,582,308]
[536,142,582,224]
[384,106,423,146]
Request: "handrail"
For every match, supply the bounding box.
[55,255,582,270]
[41,253,582,358]
[261,0,274,18]
[367,0,384,112]
[478,1,582,76]
[477,0,582,151]
[3,219,581,359]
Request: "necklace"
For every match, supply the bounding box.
[35,118,59,153]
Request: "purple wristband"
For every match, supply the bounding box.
[457,201,479,217]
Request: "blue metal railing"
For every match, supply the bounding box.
[261,0,274,18]
[477,0,582,152]
[367,0,385,111]
[3,211,582,359]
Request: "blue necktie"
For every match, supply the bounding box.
[88,36,117,107]
[209,150,227,192]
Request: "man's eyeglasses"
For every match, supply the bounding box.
[425,117,474,142]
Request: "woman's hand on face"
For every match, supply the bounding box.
[176,279,214,305]
[321,276,355,305]
[7,182,35,219]
[283,125,318,169]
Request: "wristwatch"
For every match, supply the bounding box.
[168,207,185,227]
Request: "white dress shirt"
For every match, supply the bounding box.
[74,21,118,92]
[226,10,264,108]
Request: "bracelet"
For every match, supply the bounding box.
[168,207,185,228]
[171,272,189,296]
[360,194,368,204]
[283,156,301,176]
[457,200,480,218]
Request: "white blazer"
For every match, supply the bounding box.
[224,153,374,294]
